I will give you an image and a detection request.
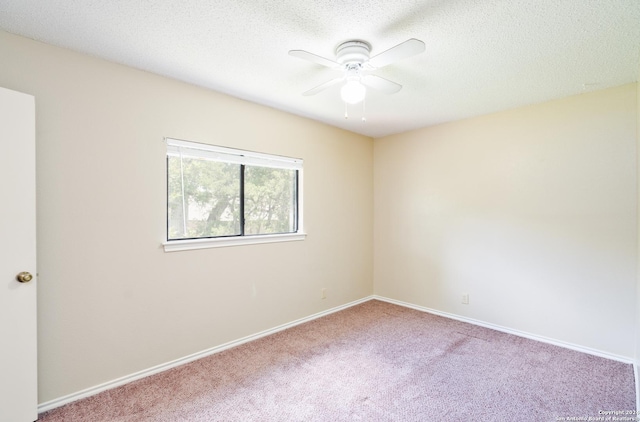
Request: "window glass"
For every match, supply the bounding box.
[166,139,301,242]
[168,156,241,239]
[244,166,297,235]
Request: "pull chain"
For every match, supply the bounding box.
[362,98,366,122]
[344,101,349,119]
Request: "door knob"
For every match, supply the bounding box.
[16,272,33,283]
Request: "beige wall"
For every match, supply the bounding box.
[374,84,638,358]
[0,31,374,403]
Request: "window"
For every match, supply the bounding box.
[164,138,304,252]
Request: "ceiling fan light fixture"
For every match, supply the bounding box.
[290,38,425,111]
[341,80,366,104]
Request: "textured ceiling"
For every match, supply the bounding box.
[0,0,639,138]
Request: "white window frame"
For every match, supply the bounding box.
[163,138,305,252]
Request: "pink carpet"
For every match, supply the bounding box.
[39,300,635,421]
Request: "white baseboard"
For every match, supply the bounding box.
[373,295,634,364]
[38,295,374,413]
[39,294,635,413]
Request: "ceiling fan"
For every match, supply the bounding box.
[289,38,426,106]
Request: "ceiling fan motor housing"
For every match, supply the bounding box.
[336,40,371,66]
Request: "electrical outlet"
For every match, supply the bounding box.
[321,288,326,299]
[462,294,469,305]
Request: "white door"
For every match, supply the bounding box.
[0,87,37,421]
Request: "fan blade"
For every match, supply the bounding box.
[302,77,344,96]
[361,74,402,94]
[367,38,425,69]
[289,50,342,69]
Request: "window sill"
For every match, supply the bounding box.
[163,232,306,252]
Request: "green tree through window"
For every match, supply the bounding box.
[166,139,301,241]
[245,166,297,235]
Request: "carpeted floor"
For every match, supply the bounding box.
[38,300,635,421]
